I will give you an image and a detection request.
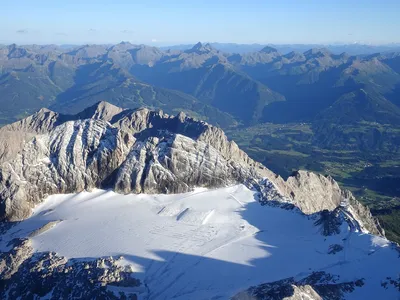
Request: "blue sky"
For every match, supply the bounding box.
[2,0,400,45]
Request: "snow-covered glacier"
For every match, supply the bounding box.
[1,185,398,299]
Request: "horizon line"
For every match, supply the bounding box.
[1,41,400,47]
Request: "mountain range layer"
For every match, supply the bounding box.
[2,42,400,128]
[161,42,400,55]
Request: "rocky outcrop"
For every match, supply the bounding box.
[0,102,122,164]
[282,171,342,214]
[343,189,385,236]
[0,108,70,164]
[77,101,124,122]
[0,102,383,238]
[0,119,134,220]
[0,241,142,300]
[270,170,384,236]
[0,238,33,280]
[113,134,251,194]
[232,272,365,300]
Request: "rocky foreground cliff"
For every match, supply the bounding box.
[0,102,381,231]
[0,102,397,300]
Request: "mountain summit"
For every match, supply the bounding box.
[304,47,332,58]
[187,41,216,54]
[260,45,279,54]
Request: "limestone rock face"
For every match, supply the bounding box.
[0,240,141,300]
[277,171,342,214]
[344,190,385,236]
[0,102,122,164]
[232,272,365,300]
[0,119,133,221]
[113,134,246,194]
[77,101,124,122]
[279,171,383,236]
[0,109,68,163]
[0,102,383,238]
[0,239,33,280]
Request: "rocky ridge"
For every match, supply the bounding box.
[0,239,141,299]
[0,102,382,235]
[232,272,366,300]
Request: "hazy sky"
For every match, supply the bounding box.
[2,0,400,45]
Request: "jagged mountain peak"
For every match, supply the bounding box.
[187,42,216,54]
[36,107,53,114]
[119,41,132,45]
[284,50,306,60]
[7,43,29,58]
[1,107,63,134]
[304,47,332,58]
[337,51,350,59]
[260,45,279,54]
[315,88,400,126]
[76,101,124,122]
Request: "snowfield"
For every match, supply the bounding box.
[2,185,399,299]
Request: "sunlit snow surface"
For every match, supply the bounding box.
[4,185,399,299]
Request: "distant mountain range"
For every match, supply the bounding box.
[161,42,400,55]
[1,41,400,143]
[1,41,400,146]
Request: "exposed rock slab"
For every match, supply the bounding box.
[232,272,365,300]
